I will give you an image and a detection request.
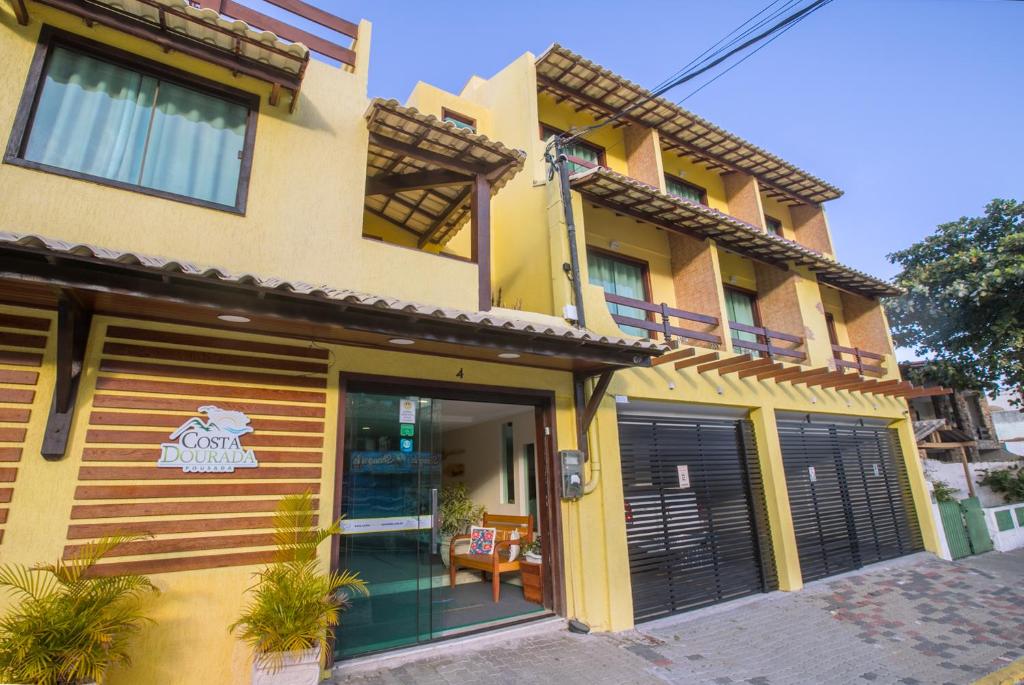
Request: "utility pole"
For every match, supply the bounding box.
[553,137,587,329]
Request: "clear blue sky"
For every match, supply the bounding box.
[300,0,1021,280]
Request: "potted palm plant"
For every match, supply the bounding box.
[0,535,159,685]
[232,492,367,684]
[438,483,486,567]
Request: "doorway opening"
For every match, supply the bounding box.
[334,379,560,659]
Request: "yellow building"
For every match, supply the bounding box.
[0,2,941,682]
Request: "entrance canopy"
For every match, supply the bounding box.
[0,232,662,372]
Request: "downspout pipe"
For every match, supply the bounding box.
[555,138,586,329]
[574,370,615,495]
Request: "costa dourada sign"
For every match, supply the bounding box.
[158,405,259,473]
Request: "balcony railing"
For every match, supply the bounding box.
[831,344,885,376]
[603,292,721,346]
[730,322,806,360]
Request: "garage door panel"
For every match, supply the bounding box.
[779,421,923,582]
[620,415,776,623]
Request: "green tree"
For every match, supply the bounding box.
[886,199,1023,405]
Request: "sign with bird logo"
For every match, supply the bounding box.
[157,405,259,473]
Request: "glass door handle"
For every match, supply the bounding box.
[430,487,439,549]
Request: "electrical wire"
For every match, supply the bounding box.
[679,0,832,103]
[554,0,835,148]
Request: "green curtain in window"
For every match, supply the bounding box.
[24,46,247,207]
[588,251,648,337]
[565,141,600,174]
[725,289,759,347]
[666,177,703,204]
[140,81,247,206]
[25,47,156,184]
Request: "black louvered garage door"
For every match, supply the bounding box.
[619,414,777,623]
[778,421,923,583]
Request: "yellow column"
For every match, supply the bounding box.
[748,407,803,591]
[890,417,942,554]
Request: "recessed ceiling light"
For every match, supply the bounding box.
[217,314,251,323]
[361,426,371,431]
[388,338,415,345]
[498,352,521,359]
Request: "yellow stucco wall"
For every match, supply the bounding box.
[0,304,627,683]
[0,8,481,310]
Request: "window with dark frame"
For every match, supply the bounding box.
[665,174,707,205]
[765,215,784,236]
[5,28,259,213]
[501,421,516,504]
[587,247,653,338]
[441,108,476,132]
[540,123,605,174]
[724,285,763,355]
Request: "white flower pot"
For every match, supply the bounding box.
[252,647,321,685]
[440,533,453,567]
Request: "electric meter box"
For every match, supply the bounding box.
[559,449,584,500]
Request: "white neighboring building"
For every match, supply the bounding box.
[991,409,1024,457]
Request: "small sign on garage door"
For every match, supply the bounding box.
[677,464,691,488]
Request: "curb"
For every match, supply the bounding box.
[974,657,1024,685]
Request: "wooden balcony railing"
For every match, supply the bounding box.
[193,0,359,67]
[730,322,806,360]
[831,344,886,376]
[603,292,721,346]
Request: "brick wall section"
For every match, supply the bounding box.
[839,290,891,355]
[623,124,664,190]
[668,232,727,345]
[790,204,834,255]
[753,262,807,354]
[722,171,765,228]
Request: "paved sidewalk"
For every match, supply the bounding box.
[332,550,1024,685]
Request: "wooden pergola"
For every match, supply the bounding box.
[363,99,526,310]
[535,44,842,206]
[570,166,901,299]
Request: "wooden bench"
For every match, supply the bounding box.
[449,513,534,602]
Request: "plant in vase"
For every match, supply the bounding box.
[521,536,542,563]
[438,483,485,567]
[0,535,159,685]
[232,492,367,684]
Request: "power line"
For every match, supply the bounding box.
[558,0,835,146]
[679,1,832,103]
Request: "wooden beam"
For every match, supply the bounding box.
[774,366,829,384]
[42,293,92,460]
[843,378,900,393]
[10,0,28,25]
[675,352,719,370]
[921,442,977,450]
[880,382,916,397]
[904,387,955,399]
[799,371,849,388]
[815,373,863,390]
[754,364,793,381]
[719,357,774,376]
[365,169,473,196]
[697,354,752,375]
[470,175,491,312]
[960,447,977,497]
[651,347,695,367]
[417,185,472,248]
[580,370,614,440]
[368,133,504,178]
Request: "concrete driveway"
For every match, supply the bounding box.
[333,549,1024,685]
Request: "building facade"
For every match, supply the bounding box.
[0,2,940,683]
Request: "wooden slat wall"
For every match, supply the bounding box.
[67,325,330,575]
[0,312,52,545]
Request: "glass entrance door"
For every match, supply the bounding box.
[335,392,444,658]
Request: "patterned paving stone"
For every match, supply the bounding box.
[333,550,1024,685]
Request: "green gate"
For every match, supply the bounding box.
[939,497,992,559]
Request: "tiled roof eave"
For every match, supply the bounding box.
[569,166,901,299]
[0,232,665,359]
[535,44,842,206]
